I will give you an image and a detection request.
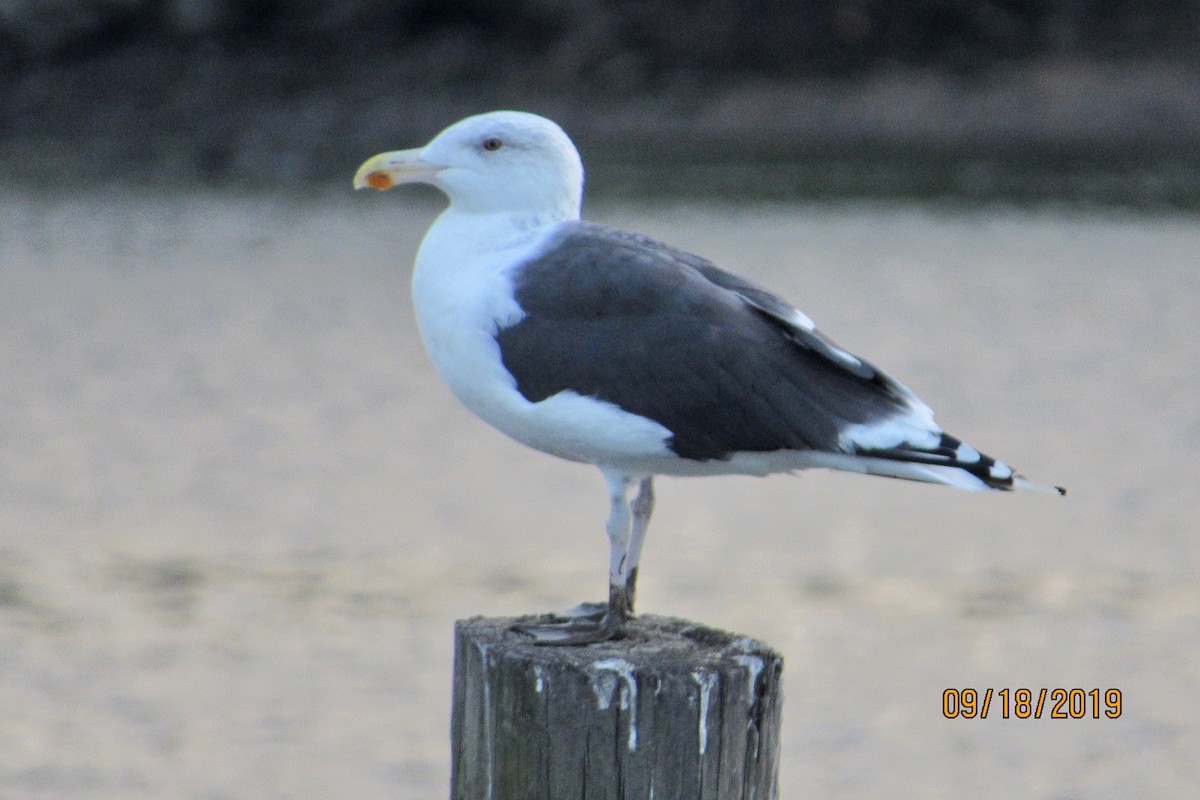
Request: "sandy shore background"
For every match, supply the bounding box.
[1,190,1197,798]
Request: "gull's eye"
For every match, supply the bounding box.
[481,137,504,152]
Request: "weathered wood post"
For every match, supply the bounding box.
[450,614,783,800]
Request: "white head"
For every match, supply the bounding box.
[354,111,584,222]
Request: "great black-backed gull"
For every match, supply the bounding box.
[354,110,1063,645]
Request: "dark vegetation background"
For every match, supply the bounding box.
[3,0,1200,202]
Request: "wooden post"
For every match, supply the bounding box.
[450,614,783,800]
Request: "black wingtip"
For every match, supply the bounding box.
[1055,485,1067,496]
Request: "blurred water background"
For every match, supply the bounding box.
[2,3,1199,798]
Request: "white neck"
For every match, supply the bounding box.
[409,208,566,414]
[419,207,564,272]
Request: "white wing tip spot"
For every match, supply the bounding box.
[955,441,982,463]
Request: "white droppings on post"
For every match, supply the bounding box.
[692,670,718,755]
[475,640,495,800]
[533,664,544,693]
[591,668,616,710]
[592,658,638,752]
[731,638,764,709]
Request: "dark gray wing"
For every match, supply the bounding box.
[494,222,925,462]
[689,263,878,380]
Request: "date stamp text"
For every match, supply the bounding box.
[943,688,1122,719]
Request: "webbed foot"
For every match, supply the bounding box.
[512,583,632,646]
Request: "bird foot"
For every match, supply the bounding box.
[512,584,632,645]
[512,610,626,645]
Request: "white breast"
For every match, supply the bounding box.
[410,211,675,468]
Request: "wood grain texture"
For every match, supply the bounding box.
[451,614,783,800]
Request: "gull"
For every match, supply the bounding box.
[354,110,1063,644]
